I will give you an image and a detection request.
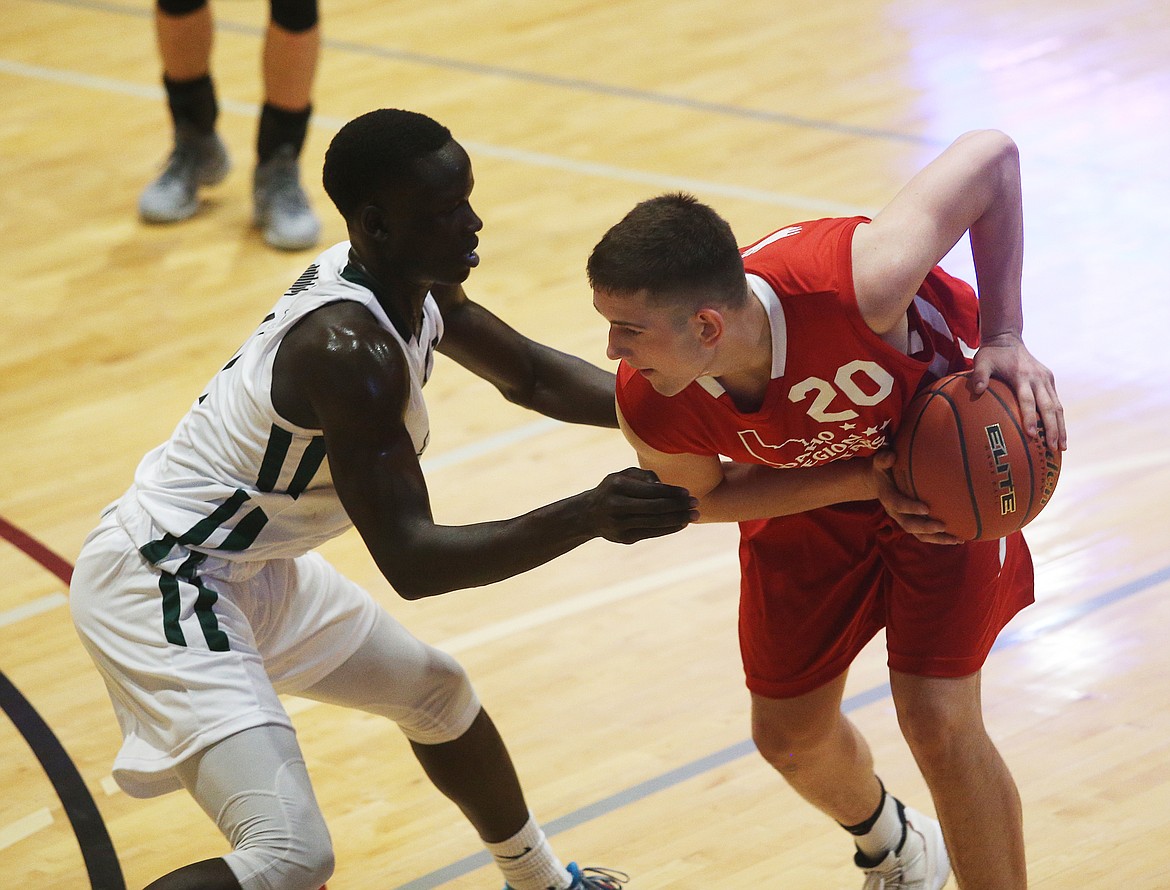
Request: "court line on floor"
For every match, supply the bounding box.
[0,57,870,217]
[0,807,53,853]
[0,669,125,889]
[30,0,939,149]
[282,551,740,720]
[394,561,1170,888]
[0,592,68,629]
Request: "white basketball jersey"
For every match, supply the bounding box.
[129,241,442,567]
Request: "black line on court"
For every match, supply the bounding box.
[0,669,125,890]
[2,517,123,888]
[35,0,940,148]
[394,562,1170,889]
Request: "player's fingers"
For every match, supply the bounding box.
[895,512,949,534]
[609,513,695,543]
[1033,381,1067,451]
[887,496,931,517]
[611,491,698,518]
[914,531,963,546]
[966,363,992,395]
[1040,369,1067,451]
[624,502,699,525]
[615,477,695,504]
[1014,381,1041,439]
[615,466,661,484]
[1052,402,1068,451]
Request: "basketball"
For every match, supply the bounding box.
[892,372,1061,541]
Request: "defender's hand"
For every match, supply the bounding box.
[585,467,699,544]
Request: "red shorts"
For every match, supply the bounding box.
[737,500,1033,699]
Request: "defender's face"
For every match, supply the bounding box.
[378,140,484,285]
[593,288,710,397]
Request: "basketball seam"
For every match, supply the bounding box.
[902,403,928,501]
[932,376,983,540]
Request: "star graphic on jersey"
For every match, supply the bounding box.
[840,422,856,431]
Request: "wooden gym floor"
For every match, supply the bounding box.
[2,0,1169,886]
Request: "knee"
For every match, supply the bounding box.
[282,840,335,890]
[395,649,480,745]
[220,763,335,890]
[229,845,333,890]
[894,689,981,762]
[225,801,334,890]
[751,710,835,772]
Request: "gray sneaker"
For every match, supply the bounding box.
[856,806,950,889]
[138,127,231,223]
[252,145,321,251]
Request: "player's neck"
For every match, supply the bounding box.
[710,299,773,413]
[347,250,429,337]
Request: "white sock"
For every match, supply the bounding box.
[850,790,907,861]
[485,813,571,890]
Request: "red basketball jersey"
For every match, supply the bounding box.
[616,216,982,468]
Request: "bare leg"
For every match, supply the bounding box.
[261,23,318,112]
[751,672,884,826]
[409,707,531,843]
[155,5,214,80]
[891,670,1026,890]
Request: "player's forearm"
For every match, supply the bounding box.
[967,132,1025,340]
[696,459,876,523]
[371,497,596,600]
[520,345,618,427]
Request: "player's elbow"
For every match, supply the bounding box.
[983,129,1019,169]
[957,128,1016,153]
[386,571,447,601]
[958,129,1020,178]
[495,377,537,411]
[374,546,451,600]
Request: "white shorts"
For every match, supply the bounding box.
[71,498,383,798]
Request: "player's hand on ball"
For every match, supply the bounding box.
[872,451,961,545]
[586,467,699,544]
[970,332,1067,452]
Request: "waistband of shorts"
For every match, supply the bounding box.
[113,487,266,582]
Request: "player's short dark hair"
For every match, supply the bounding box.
[587,193,747,309]
[323,109,453,219]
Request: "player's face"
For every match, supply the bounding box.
[593,288,710,397]
[377,140,483,286]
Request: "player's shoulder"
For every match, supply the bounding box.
[280,301,408,393]
[740,216,867,260]
[740,216,869,300]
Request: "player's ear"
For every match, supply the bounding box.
[694,308,725,345]
[359,204,389,240]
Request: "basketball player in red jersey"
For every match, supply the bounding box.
[588,130,1066,890]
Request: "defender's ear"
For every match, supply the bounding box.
[359,204,388,239]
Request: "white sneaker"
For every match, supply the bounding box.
[856,806,950,889]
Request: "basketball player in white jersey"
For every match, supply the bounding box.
[70,108,696,890]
